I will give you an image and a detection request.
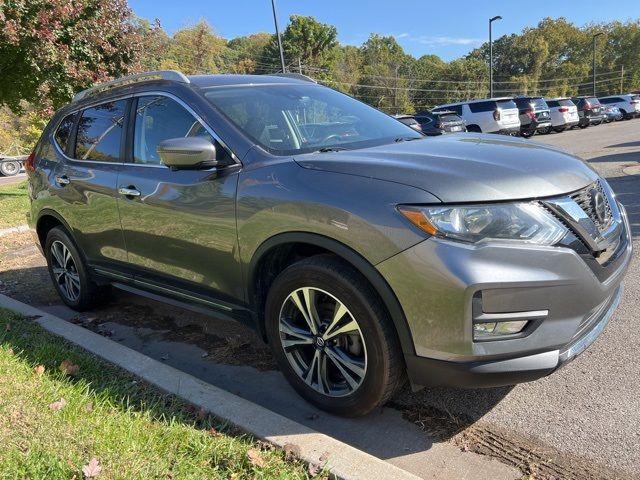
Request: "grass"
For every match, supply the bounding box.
[0,308,321,479]
[0,181,29,229]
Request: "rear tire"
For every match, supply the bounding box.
[45,227,111,311]
[520,130,534,138]
[0,161,20,176]
[538,126,551,135]
[552,127,565,133]
[264,255,405,417]
[579,123,589,129]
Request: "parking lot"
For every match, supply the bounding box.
[0,120,638,479]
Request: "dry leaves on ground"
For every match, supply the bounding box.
[48,398,67,411]
[283,443,301,460]
[82,457,102,478]
[33,364,45,376]
[59,359,80,376]
[247,448,265,468]
[308,462,322,477]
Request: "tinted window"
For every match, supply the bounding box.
[547,100,559,108]
[469,101,495,113]
[75,101,126,162]
[54,114,75,153]
[558,99,574,107]
[496,99,518,110]
[204,84,421,155]
[133,96,215,165]
[600,97,614,104]
[585,97,601,106]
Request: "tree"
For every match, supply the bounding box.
[264,15,338,76]
[358,34,413,113]
[227,33,274,73]
[0,0,142,112]
[160,20,229,74]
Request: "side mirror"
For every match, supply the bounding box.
[157,137,217,170]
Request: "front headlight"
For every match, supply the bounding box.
[399,203,568,245]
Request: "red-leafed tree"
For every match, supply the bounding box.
[0,0,144,112]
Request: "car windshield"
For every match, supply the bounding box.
[203,84,422,155]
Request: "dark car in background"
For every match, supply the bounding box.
[572,96,605,128]
[413,110,467,136]
[514,96,551,138]
[393,115,423,133]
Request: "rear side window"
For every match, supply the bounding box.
[54,114,76,153]
[469,101,495,113]
[133,95,215,166]
[75,101,127,162]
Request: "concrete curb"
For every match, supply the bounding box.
[0,293,420,480]
[0,224,29,238]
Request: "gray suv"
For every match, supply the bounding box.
[26,71,631,416]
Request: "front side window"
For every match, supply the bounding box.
[75,101,126,162]
[133,96,215,165]
[54,113,76,153]
[203,84,421,155]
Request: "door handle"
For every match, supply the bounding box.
[55,175,70,186]
[118,187,141,197]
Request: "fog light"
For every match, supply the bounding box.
[473,320,528,339]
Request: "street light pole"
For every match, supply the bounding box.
[592,32,604,96]
[271,0,286,73]
[489,16,502,98]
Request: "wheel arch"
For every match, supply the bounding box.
[35,209,75,249]
[246,232,416,356]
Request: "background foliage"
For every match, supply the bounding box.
[1,1,640,152]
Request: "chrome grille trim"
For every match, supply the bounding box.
[569,181,613,231]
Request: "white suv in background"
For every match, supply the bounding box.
[432,98,520,134]
[545,97,580,133]
[598,94,640,119]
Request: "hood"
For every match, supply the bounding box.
[295,134,599,203]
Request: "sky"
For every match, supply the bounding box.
[128,0,639,61]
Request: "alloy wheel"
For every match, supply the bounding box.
[50,240,81,302]
[278,287,367,397]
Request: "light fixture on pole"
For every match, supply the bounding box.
[271,0,286,73]
[489,15,502,98]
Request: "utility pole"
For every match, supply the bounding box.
[271,0,286,73]
[621,65,624,94]
[298,57,302,74]
[592,32,604,96]
[489,16,502,98]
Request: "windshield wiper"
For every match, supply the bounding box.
[394,136,422,143]
[315,146,348,153]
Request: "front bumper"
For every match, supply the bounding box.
[377,204,632,388]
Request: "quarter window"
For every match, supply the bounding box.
[133,96,215,166]
[75,101,126,162]
[54,113,76,153]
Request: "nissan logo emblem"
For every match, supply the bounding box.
[590,189,607,224]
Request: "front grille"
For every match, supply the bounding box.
[569,181,613,231]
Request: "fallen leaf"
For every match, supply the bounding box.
[59,359,80,376]
[283,443,301,460]
[82,457,102,478]
[308,462,321,477]
[49,398,67,411]
[247,449,265,468]
[208,427,221,437]
[33,365,45,376]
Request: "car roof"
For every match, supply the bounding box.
[435,97,514,107]
[188,73,316,88]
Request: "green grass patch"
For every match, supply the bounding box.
[0,181,29,229]
[0,308,321,479]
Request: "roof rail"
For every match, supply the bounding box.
[270,72,317,84]
[73,70,190,102]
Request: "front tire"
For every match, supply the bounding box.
[265,255,405,416]
[553,127,565,133]
[45,227,111,310]
[538,126,551,135]
[520,129,534,138]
